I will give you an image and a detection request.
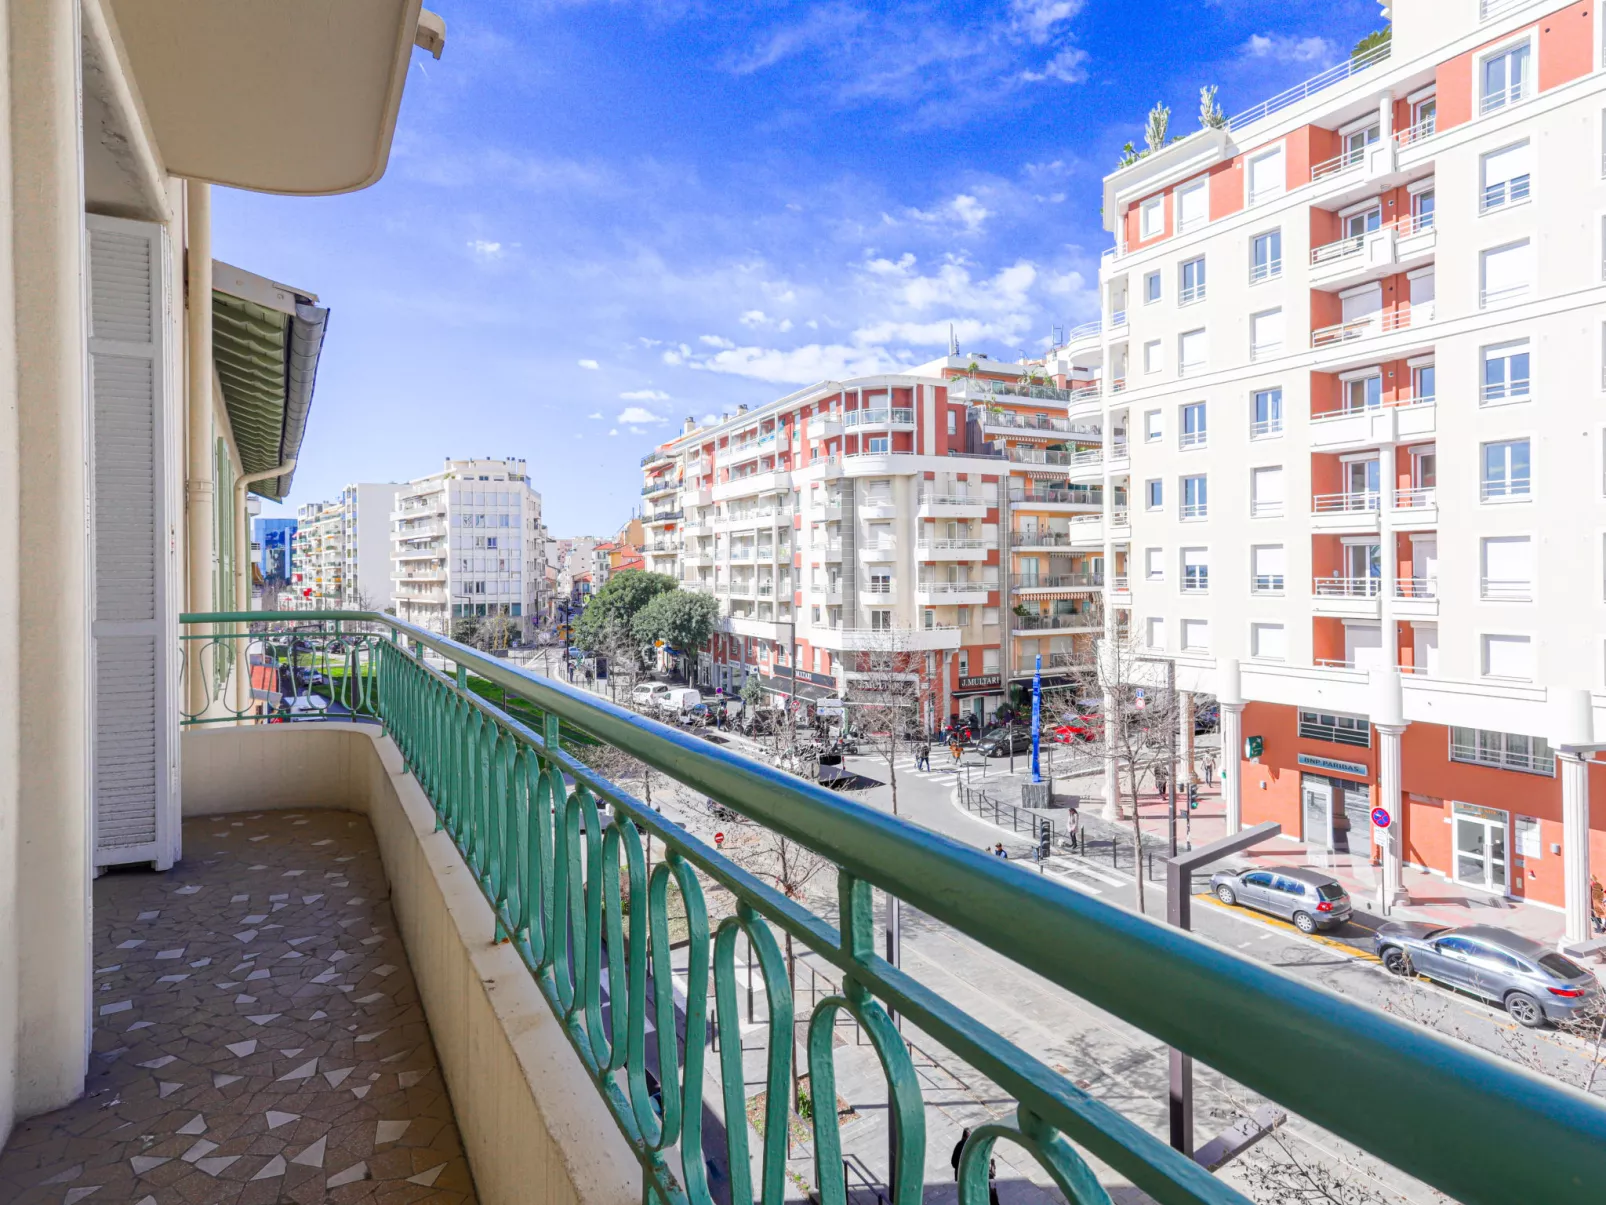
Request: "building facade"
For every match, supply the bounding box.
[640,367,1117,724]
[291,483,399,609]
[1090,0,1606,940]
[391,457,545,635]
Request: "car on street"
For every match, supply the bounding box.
[1372,922,1601,1027]
[1051,718,1098,743]
[1209,867,1352,933]
[976,726,1034,758]
[631,682,671,708]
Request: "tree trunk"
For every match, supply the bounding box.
[1127,758,1146,913]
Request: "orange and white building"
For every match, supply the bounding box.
[1087,0,1606,941]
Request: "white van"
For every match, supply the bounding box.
[656,687,702,716]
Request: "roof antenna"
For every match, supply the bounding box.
[948,323,960,357]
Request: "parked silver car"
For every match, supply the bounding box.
[1209,866,1353,933]
[1373,922,1601,1028]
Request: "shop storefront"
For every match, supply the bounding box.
[1296,754,1372,855]
[953,674,1003,726]
[1450,801,1510,895]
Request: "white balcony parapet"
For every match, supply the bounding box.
[1397,577,1438,599]
[1315,575,1381,598]
[1395,486,1437,510]
[1481,577,1533,602]
[1313,491,1380,514]
[843,407,916,428]
[1311,303,1432,348]
[1395,116,1438,147]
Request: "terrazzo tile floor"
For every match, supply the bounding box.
[0,810,478,1204]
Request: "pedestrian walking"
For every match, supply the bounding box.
[1202,751,1216,788]
[1153,768,1168,800]
[916,740,931,771]
[949,738,964,768]
[951,1127,969,1181]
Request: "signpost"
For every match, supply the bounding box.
[1371,806,1392,829]
[1030,653,1043,784]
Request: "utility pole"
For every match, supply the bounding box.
[1168,656,1179,857]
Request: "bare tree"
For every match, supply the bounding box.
[842,628,937,824]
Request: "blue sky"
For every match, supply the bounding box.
[219,0,1384,537]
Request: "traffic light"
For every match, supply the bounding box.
[1186,782,1199,809]
[1037,821,1052,861]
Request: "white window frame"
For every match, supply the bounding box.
[1480,534,1534,602]
[1145,478,1164,510]
[1144,409,1164,443]
[1146,616,1167,650]
[1250,465,1285,518]
[1144,270,1162,304]
[1480,339,1531,406]
[1250,228,1283,283]
[1250,307,1284,361]
[1180,618,1211,653]
[1180,474,1208,521]
[1250,385,1284,439]
[1479,139,1532,213]
[1250,622,1286,661]
[1246,144,1286,205]
[1476,33,1535,117]
[1144,339,1163,375]
[1251,544,1286,595]
[1481,436,1532,502]
[1480,632,1535,681]
[1479,238,1531,309]
[1145,547,1165,581]
[1179,256,1206,305]
[1176,177,1208,233]
[1179,402,1207,449]
[1140,195,1165,240]
[1180,547,1209,593]
[1178,328,1207,377]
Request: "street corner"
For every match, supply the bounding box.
[1194,891,1382,963]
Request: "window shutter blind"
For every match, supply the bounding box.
[1342,284,1383,321]
[1482,241,1531,295]
[89,216,179,871]
[1252,467,1285,506]
[1253,545,1286,576]
[1249,150,1284,199]
[1482,536,1532,581]
[1482,141,1530,187]
[1178,181,1207,228]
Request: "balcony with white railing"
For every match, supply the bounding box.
[914,580,990,604]
[976,409,1075,435]
[1314,574,1382,615]
[1013,611,1099,632]
[1010,486,1104,510]
[1394,486,1438,517]
[918,492,989,517]
[1480,78,1530,117]
[1396,576,1439,615]
[1250,416,1284,440]
[843,406,916,430]
[1178,430,1207,451]
[1395,115,1438,148]
[1311,303,1432,349]
[1015,573,1104,593]
[813,623,963,651]
[1310,395,1436,450]
[1481,476,1530,502]
[915,538,988,561]
[807,412,842,440]
[948,376,1074,404]
[1059,318,1103,347]
[1226,40,1390,131]
[1480,281,1529,309]
[1312,491,1380,530]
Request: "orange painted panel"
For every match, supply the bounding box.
[1436,51,1473,132]
[1539,1,1595,91]
[1309,370,1340,416]
[1311,533,1343,579]
[1310,290,1342,330]
[1208,158,1243,220]
[1312,617,1347,666]
[1310,452,1343,497]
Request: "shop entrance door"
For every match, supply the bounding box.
[1302,777,1333,850]
[1453,804,1509,894]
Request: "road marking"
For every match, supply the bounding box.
[1051,860,1126,888]
[1043,868,1102,895]
[1195,893,1380,962]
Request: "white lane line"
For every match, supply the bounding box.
[1042,867,1103,896]
[1053,860,1126,888]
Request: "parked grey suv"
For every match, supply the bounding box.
[1209,867,1353,933]
[1373,922,1601,1028]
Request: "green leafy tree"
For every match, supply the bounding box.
[1116,140,1142,169]
[632,589,721,657]
[572,570,677,655]
[1353,27,1390,59]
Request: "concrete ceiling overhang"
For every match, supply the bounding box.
[107,0,439,196]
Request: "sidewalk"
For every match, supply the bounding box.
[1118,778,1569,948]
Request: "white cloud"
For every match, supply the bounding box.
[949,194,990,233]
[1020,46,1089,84]
[587,411,604,419]
[1242,33,1335,64]
[620,389,670,401]
[608,428,618,436]
[906,194,993,235]
[701,413,720,425]
[699,334,736,348]
[1009,0,1084,44]
[578,358,600,370]
[686,342,910,385]
[617,405,665,423]
[467,239,504,260]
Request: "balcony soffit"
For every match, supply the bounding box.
[106,0,443,195]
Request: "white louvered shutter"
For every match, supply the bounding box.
[89,215,179,870]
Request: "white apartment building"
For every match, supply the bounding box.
[641,369,1109,724]
[392,457,545,634]
[291,482,399,608]
[1083,0,1606,940]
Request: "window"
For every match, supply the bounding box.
[1409,185,1436,234]
[1343,204,1382,241]
[1144,409,1164,443]
[1250,466,1284,517]
[1450,727,1554,775]
[1344,373,1382,413]
[1481,341,1530,404]
[1140,195,1164,239]
[947,410,957,436]
[1481,633,1534,680]
[1412,362,1436,402]
[1181,548,1209,592]
[1144,271,1161,304]
[1481,536,1533,600]
[1298,710,1370,748]
[1251,230,1282,282]
[1480,141,1531,211]
[1482,438,1531,500]
[1180,257,1206,304]
[1144,339,1162,374]
[1481,239,1531,307]
[1251,622,1287,660]
[1248,146,1285,204]
[1146,616,1166,649]
[1342,122,1380,169]
[1252,544,1285,593]
[1250,309,1284,360]
[957,651,969,677]
[1180,619,1210,652]
[1178,329,1206,376]
[867,436,889,453]
[1177,178,1208,231]
[1146,479,1163,510]
[1181,474,1208,519]
[1145,547,1164,580]
[956,606,971,626]
[1180,403,1207,448]
[1480,40,1531,114]
[1251,387,1283,438]
[870,609,893,631]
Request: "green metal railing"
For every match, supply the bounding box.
[181,611,1606,1205]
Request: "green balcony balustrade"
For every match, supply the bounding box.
[180,610,1606,1205]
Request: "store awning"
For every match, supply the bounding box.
[213,261,329,501]
[763,679,837,704]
